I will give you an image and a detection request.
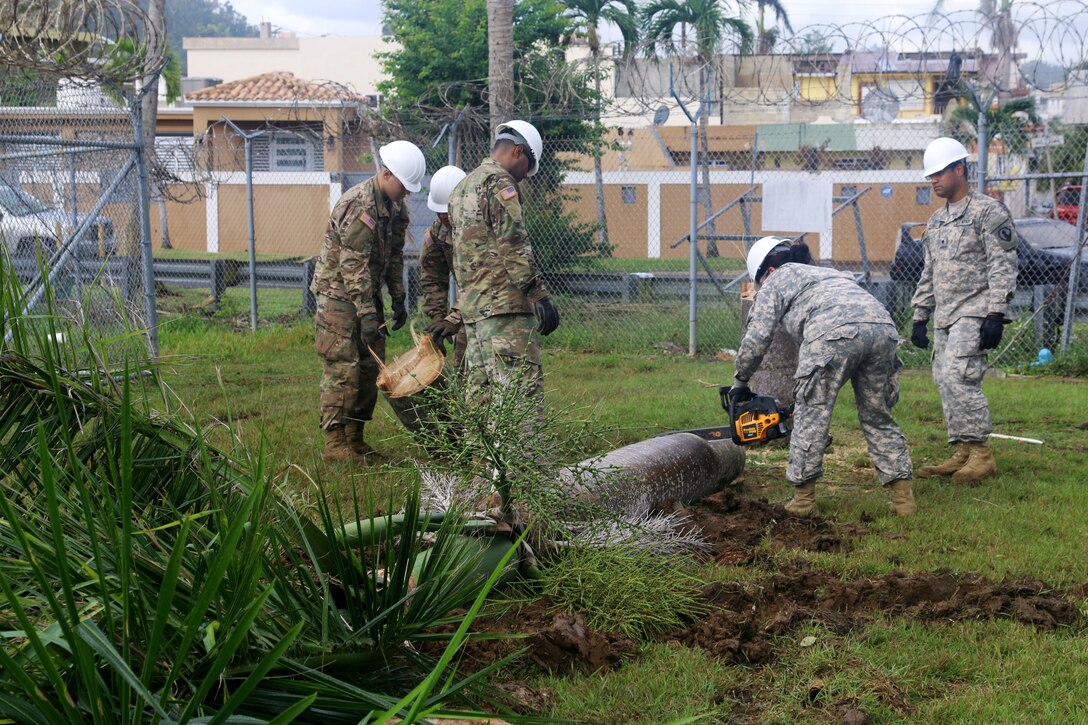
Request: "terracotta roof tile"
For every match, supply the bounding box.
[184,71,360,103]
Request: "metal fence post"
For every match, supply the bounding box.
[976,106,988,196]
[1061,141,1088,351]
[669,64,702,356]
[220,117,263,332]
[132,88,160,357]
[245,134,258,332]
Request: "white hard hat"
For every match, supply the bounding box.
[747,236,793,282]
[378,140,426,193]
[427,165,467,212]
[495,120,543,177]
[922,137,969,179]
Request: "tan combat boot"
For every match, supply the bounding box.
[322,426,360,463]
[888,479,918,516]
[917,442,970,478]
[784,481,817,516]
[951,442,997,485]
[345,421,385,463]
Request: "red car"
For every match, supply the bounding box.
[1056,185,1081,224]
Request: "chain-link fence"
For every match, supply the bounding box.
[0,75,154,364]
[28,0,1075,369]
[142,117,1088,367]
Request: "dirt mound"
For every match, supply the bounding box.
[668,567,1079,664]
[451,603,637,677]
[673,488,870,562]
[432,487,1082,716]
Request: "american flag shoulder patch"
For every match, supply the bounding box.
[423,230,432,247]
[499,185,517,201]
[360,211,377,229]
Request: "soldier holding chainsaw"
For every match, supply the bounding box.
[728,238,916,517]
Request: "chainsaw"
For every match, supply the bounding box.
[667,386,793,446]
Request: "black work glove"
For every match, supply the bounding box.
[424,318,460,354]
[979,313,1007,351]
[911,320,929,349]
[727,383,755,405]
[425,317,459,341]
[534,297,560,336]
[390,297,408,332]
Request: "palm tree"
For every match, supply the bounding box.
[980,0,1018,96]
[487,0,515,132]
[930,0,1020,97]
[754,0,792,55]
[949,95,1039,154]
[643,0,752,256]
[564,0,639,256]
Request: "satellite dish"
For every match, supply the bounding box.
[652,105,669,126]
[861,87,900,123]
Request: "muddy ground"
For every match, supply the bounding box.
[450,487,1083,719]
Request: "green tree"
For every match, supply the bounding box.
[564,0,639,256]
[754,0,792,54]
[797,28,833,54]
[948,95,1039,154]
[380,0,600,271]
[643,0,752,256]
[379,0,571,113]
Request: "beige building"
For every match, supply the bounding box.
[184,22,395,101]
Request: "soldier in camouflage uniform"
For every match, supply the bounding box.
[910,138,1017,485]
[730,238,916,517]
[446,121,559,410]
[420,165,469,372]
[311,140,425,463]
[420,217,468,369]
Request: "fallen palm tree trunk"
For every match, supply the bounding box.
[559,433,745,519]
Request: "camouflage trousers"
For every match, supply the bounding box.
[464,313,543,411]
[788,323,913,486]
[314,294,385,430]
[932,316,993,443]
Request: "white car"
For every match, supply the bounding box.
[0,185,116,260]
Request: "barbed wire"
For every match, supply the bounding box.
[1,0,165,85]
[609,2,1088,116]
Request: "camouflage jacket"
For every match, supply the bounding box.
[911,192,1018,329]
[310,175,408,318]
[734,264,895,384]
[448,158,548,323]
[420,217,455,320]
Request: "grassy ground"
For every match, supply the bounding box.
[155,318,1088,723]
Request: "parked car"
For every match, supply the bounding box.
[890,217,1088,292]
[0,185,116,260]
[1056,184,1081,225]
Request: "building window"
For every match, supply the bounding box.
[916,186,931,205]
[253,126,325,172]
[271,134,313,170]
[621,186,637,204]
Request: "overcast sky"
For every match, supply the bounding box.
[224,0,979,39]
[223,0,1079,66]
